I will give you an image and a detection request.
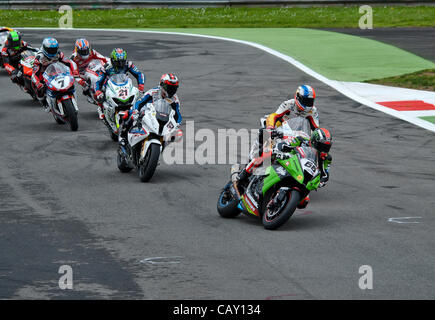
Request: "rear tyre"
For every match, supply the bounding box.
[117,147,132,173]
[63,98,78,131]
[217,182,240,218]
[138,143,160,182]
[262,189,300,230]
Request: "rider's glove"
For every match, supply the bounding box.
[271,130,283,139]
[76,77,86,87]
[138,84,144,93]
[95,90,104,102]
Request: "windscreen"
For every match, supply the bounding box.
[298,146,318,165]
[109,74,128,86]
[20,50,35,60]
[44,62,71,77]
[287,117,311,138]
[153,99,171,116]
[87,59,104,71]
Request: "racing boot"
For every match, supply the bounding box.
[297,196,310,209]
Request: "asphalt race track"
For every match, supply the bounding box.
[1,29,434,299]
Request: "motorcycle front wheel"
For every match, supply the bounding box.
[262,188,300,230]
[138,143,160,182]
[63,98,78,131]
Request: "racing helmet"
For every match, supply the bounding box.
[110,48,127,71]
[160,73,179,98]
[311,128,332,153]
[7,30,21,50]
[295,85,316,112]
[41,37,59,59]
[75,38,91,59]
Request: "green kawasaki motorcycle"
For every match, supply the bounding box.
[217,118,330,230]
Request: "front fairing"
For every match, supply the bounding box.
[141,100,177,139]
[43,63,75,92]
[106,76,138,110]
[260,145,321,195]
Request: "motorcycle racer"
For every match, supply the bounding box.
[266,85,319,131]
[237,127,332,209]
[70,38,108,96]
[94,48,145,106]
[118,73,182,145]
[1,30,37,85]
[236,84,321,185]
[31,37,79,110]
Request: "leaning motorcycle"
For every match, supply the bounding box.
[217,121,327,230]
[42,62,79,131]
[16,49,37,100]
[82,58,105,104]
[101,73,139,141]
[117,99,180,182]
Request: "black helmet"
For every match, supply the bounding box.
[311,128,332,153]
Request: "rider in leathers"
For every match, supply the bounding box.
[70,38,108,97]
[119,73,182,146]
[237,85,331,209]
[32,37,79,110]
[94,48,145,104]
[1,30,37,86]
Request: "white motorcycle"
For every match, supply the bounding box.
[117,98,180,182]
[101,73,140,141]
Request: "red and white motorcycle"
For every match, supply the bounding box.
[42,62,79,131]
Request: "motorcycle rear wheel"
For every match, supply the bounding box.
[217,182,240,218]
[262,189,300,230]
[117,147,133,173]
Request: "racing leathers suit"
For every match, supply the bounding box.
[119,87,182,143]
[1,40,37,84]
[70,49,107,89]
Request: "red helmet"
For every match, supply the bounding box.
[311,128,332,153]
[160,73,179,98]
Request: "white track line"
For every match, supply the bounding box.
[15,27,435,132]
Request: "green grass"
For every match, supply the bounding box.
[366,69,435,91]
[420,116,435,124]
[140,28,435,82]
[1,6,434,28]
